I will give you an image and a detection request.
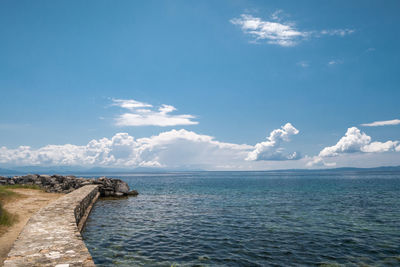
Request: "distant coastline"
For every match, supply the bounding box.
[1,165,400,176]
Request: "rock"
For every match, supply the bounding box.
[115,181,129,194]
[102,186,114,191]
[103,190,113,197]
[127,190,139,196]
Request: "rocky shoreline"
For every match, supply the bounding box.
[0,174,138,197]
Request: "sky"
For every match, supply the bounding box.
[0,0,399,170]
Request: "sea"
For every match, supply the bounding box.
[82,171,400,266]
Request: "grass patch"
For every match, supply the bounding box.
[0,186,20,228]
[0,186,19,203]
[0,204,17,226]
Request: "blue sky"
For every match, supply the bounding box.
[0,0,399,170]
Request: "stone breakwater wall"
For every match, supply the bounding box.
[4,185,99,267]
[0,174,138,197]
[0,175,139,266]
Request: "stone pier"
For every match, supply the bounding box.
[3,185,99,267]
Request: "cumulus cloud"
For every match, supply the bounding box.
[319,127,370,157]
[318,127,399,157]
[0,130,253,169]
[361,118,400,127]
[305,126,400,167]
[305,156,336,168]
[112,98,198,127]
[230,12,354,47]
[246,123,300,161]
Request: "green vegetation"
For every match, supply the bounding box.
[0,186,18,202]
[0,204,16,226]
[0,186,19,227]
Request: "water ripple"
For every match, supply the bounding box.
[83,171,400,266]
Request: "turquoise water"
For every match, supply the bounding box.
[82,171,400,266]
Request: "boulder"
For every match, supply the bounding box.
[127,190,139,196]
[115,181,129,194]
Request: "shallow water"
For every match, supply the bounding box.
[82,171,400,266]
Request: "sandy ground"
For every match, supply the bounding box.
[0,189,62,266]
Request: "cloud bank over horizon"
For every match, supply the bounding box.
[0,129,252,169]
[0,123,399,170]
[0,123,306,170]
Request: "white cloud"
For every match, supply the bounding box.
[111,99,152,110]
[297,61,309,68]
[112,98,198,127]
[328,59,343,65]
[320,29,354,37]
[306,156,336,167]
[0,124,304,170]
[230,12,354,47]
[246,123,300,161]
[318,127,399,158]
[0,130,252,169]
[361,119,400,127]
[230,14,308,46]
[319,127,370,157]
[362,141,400,153]
[2,125,399,170]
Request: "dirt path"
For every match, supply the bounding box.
[0,189,62,266]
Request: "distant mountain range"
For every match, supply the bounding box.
[272,166,400,172]
[1,165,400,176]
